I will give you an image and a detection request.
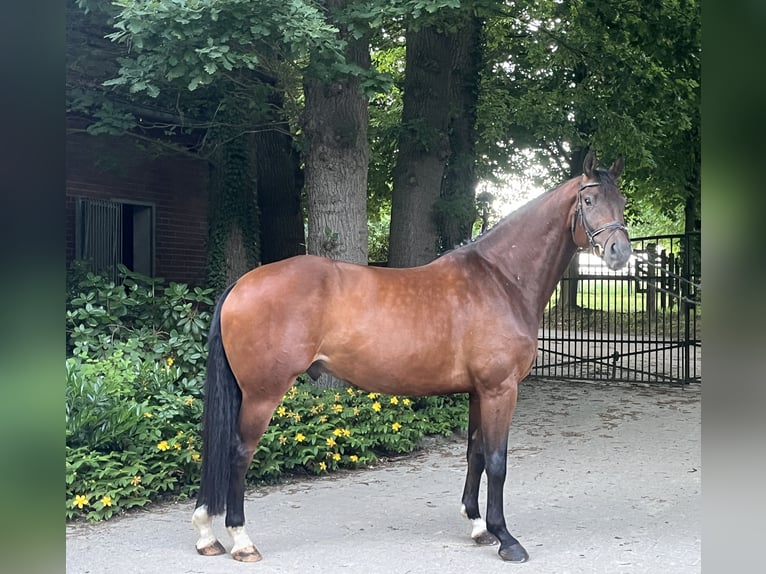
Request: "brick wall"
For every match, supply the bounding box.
[66,126,210,286]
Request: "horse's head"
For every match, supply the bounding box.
[571,150,632,270]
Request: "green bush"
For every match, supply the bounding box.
[65,263,468,522]
[66,262,213,377]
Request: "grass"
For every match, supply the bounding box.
[542,281,702,339]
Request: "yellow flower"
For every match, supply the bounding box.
[332,452,341,461]
[191,453,201,462]
[166,357,175,367]
[319,415,328,423]
[184,397,194,406]
[353,407,359,416]
[143,412,153,418]
[349,455,359,463]
[157,440,170,451]
[131,475,142,486]
[277,406,287,417]
[292,413,302,422]
[346,387,355,395]
[100,495,112,507]
[73,495,89,509]
[367,392,378,400]
[319,462,327,471]
[174,442,182,450]
[332,404,343,414]
[372,401,381,412]
[392,422,402,432]
[278,435,288,445]
[342,428,351,437]
[333,428,343,437]
[326,437,336,447]
[390,396,399,405]
[403,398,412,406]
[334,393,341,402]
[295,433,306,443]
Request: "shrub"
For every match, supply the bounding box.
[66,263,213,378]
[65,353,205,520]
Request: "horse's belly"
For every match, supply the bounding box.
[317,346,472,396]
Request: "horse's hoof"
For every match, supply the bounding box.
[196,540,227,556]
[232,545,263,562]
[472,530,499,546]
[498,542,529,563]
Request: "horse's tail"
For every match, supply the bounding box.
[195,282,240,516]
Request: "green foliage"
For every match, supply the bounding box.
[478,0,700,216]
[66,356,204,521]
[66,267,468,522]
[368,209,391,263]
[66,263,214,376]
[205,136,261,291]
[247,385,467,481]
[106,0,342,96]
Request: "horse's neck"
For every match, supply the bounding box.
[472,179,579,319]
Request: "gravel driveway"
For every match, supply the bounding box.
[66,379,701,574]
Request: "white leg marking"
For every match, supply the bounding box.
[192,505,219,550]
[227,526,255,554]
[460,504,489,540]
[470,517,489,540]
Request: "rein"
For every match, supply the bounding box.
[571,181,629,256]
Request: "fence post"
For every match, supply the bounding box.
[646,243,657,320]
[659,248,667,310]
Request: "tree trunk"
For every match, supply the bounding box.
[301,0,370,388]
[302,47,369,265]
[437,15,483,253]
[206,136,260,293]
[559,146,589,308]
[388,25,453,268]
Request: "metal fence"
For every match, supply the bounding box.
[532,233,701,384]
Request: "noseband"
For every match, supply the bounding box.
[571,182,629,256]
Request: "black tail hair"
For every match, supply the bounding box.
[195,282,240,516]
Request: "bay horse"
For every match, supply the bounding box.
[192,150,631,563]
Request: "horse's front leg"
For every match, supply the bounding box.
[461,393,497,545]
[480,383,529,562]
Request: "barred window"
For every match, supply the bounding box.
[75,198,155,281]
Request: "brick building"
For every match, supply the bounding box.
[65,120,211,286]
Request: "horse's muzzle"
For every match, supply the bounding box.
[602,234,632,270]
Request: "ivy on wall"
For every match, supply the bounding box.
[206,134,261,292]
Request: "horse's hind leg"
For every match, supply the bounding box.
[225,397,280,562]
[192,506,226,555]
[460,393,497,545]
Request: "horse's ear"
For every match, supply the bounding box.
[582,149,597,177]
[608,157,625,180]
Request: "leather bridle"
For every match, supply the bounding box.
[571,181,629,256]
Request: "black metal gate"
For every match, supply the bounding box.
[532,233,701,384]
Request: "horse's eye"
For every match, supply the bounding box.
[584,197,593,206]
